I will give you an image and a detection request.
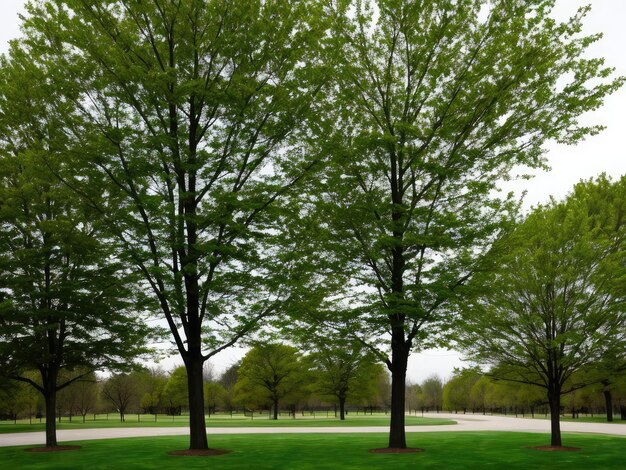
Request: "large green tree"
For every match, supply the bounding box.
[18,0,330,450]
[294,0,623,449]
[0,44,152,448]
[460,176,626,448]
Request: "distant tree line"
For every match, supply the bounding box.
[438,367,626,421]
[0,344,392,422]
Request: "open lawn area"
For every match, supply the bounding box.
[1,432,625,469]
[0,413,454,434]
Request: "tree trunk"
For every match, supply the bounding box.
[185,356,208,449]
[45,395,58,445]
[547,390,562,447]
[604,390,613,422]
[44,391,58,447]
[388,331,408,449]
[41,366,60,448]
[273,398,279,420]
[339,396,346,421]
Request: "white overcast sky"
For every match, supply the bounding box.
[1,0,624,384]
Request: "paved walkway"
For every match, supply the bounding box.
[1,412,625,447]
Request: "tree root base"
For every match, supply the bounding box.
[168,448,231,456]
[530,445,581,452]
[369,447,424,454]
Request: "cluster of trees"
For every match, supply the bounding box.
[0,0,622,452]
[441,368,626,421]
[0,344,391,422]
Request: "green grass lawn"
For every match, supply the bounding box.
[1,432,625,469]
[0,413,455,434]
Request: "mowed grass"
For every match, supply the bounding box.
[1,432,626,469]
[0,413,455,434]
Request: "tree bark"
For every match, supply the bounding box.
[185,356,208,449]
[604,390,613,422]
[273,398,279,420]
[548,390,562,447]
[339,396,346,421]
[388,331,408,449]
[44,390,58,447]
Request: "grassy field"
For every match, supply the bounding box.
[0,413,455,434]
[1,432,625,469]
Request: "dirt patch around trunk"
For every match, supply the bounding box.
[25,446,81,453]
[168,448,231,457]
[369,447,424,454]
[529,445,581,452]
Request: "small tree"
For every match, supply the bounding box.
[460,176,626,448]
[419,375,443,412]
[140,369,167,416]
[235,343,308,419]
[218,362,240,414]
[102,373,141,422]
[204,382,226,416]
[162,367,189,416]
[308,339,383,420]
[443,368,481,413]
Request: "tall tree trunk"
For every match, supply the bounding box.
[339,396,346,421]
[185,355,208,449]
[273,398,279,420]
[42,366,59,448]
[44,390,58,447]
[547,389,562,447]
[604,390,613,422]
[388,330,408,449]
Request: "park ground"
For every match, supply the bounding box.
[1,413,626,468]
[1,431,626,469]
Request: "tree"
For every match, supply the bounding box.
[162,367,189,416]
[218,362,240,413]
[102,373,141,422]
[0,377,40,424]
[292,0,623,449]
[308,339,383,420]
[140,368,168,416]
[19,0,330,450]
[0,44,152,447]
[419,375,443,412]
[443,368,481,413]
[469,376,491,415]
[235,343,308,419]
[204,382,226,416]
[460,176,626,447]
[56,370,98,423]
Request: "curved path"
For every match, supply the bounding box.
[1,412,625,447]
